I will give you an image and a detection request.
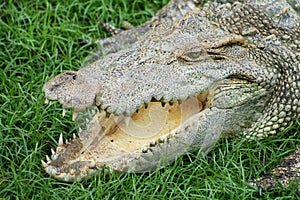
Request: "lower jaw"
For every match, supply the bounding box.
[45,108,224,182]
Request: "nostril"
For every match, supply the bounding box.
[64,72,78,80]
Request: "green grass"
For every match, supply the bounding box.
[1,0,300,199]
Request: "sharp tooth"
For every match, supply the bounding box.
[45,99,49,104]
[51,149,57,160]
[51,148,56,156]
[159,137,165,143]
[73,133,76,139]
[41,160,48,168]
[78,127,83,138]
[62,108,67,117]
[72,111,79,121]
[142,147,148,153]
[150,140,156,147]
[124,116,131,126]
[58,133,64,146]
[46,155,51,163]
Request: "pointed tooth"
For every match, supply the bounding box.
[46,155,51,163]
[45,99,49,104]
[41,160,48,168]
[73,133,76,139]
[142,147,148,153]
[124,116,131,126]
[159,137,165,143]
[62,108,67,117]
[58,133,64,146]
[150,140,156,147]
[51,149,58,160]
[78,127,83,138]
[51,148,56,156]
[72,111,79,121]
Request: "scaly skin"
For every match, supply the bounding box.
[85,0,201,62]
[42,0,300,193]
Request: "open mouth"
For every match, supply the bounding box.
[97,91,210,153]
[42,91,211,181]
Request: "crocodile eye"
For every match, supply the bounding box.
[187,52,202,59]
[180,51,203,62]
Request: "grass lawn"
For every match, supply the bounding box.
[1,0,300,199]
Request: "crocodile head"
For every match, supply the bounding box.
[42,6,298,182]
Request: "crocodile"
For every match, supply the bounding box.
[42,0,300,193]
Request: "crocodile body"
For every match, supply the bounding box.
[42,0,300,193]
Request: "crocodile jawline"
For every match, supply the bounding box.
[43,91,210,181]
